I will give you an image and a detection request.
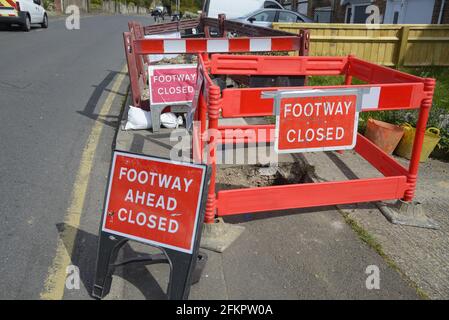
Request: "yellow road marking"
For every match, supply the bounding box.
[40,65,127,300]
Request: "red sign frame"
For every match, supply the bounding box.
[148,64,197,106]
[275,90,360,153]
[102,151,207,254]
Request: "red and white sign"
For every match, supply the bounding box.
[275,92,359,153]
[149,64,197,105]
[102,152,207,254]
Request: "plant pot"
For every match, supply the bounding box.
[364,118,404,154]
[395,124,441,162]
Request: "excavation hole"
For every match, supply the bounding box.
[216,161,311,191]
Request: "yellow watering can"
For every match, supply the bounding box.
[395,123,441,162]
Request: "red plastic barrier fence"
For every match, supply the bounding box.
[123,21,309,111]
[195,54,435,223]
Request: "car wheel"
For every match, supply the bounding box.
[41,14,48,29]
[23,14,31,32]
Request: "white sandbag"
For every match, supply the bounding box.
[161,112,183,129]
[124,106,152,130]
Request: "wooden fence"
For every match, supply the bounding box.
[273,23,449,67]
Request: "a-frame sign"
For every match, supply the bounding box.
[92,151,210,300]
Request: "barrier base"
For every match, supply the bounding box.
[92,234,210,299]
[149,104,191,133]
[201,218,245,253]
[377,200,439,230]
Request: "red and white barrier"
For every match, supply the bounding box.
[134,37,301,54]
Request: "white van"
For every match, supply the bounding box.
[203,0,283,19]
[0,0,48,32]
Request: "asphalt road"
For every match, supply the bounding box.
[0,14,151,299]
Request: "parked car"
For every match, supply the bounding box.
[232,8,313,28]
[154,5,165,13]
[202,0,284,19]
[0,0,47,31]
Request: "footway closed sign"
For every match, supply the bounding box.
[102,151,207,254]
[272,89,361,153]
[148,64,197,105]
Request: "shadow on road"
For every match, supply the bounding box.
[0,24,40,32]
[56,223,167,300]
[76,70,125,129]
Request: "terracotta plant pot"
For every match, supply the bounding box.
[364,118,404,154]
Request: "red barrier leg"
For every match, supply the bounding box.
[345,55,354,84]
[337,60,353,156]
[123,32,142,108]
[200,93,207,163]
[204,85,221,223]
[404,78,435,201]
[344,72,352,85]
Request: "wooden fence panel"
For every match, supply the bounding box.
[273,23,449,67]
